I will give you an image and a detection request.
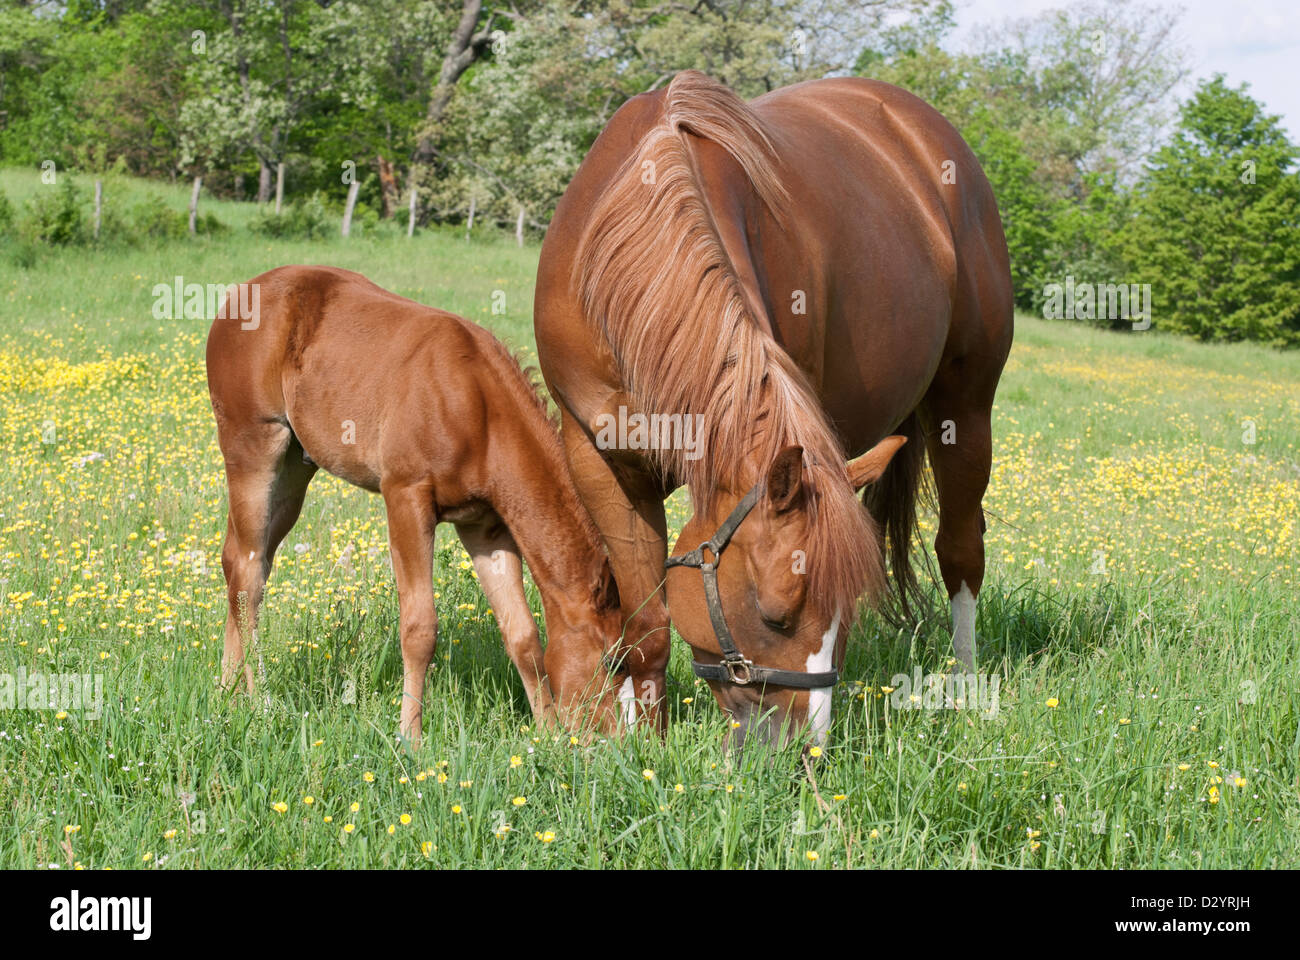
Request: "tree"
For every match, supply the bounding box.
[1119,75,1300,345]
[177,0,350,201]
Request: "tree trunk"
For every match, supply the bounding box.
[257,160,272,204]
[376,156,400,219]
[413,0,488,167]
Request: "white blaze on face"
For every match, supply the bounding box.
[952,581,977,670]
[618,676,637,726]
[804,609,840,746]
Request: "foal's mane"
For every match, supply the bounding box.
[573,70,884,618]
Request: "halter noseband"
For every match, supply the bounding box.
[664,482,839,690]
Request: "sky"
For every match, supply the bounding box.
[946,0,1300,139]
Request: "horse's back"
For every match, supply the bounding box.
[206,265,489,490]
[746,77,1012,437]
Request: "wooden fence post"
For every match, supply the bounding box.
[341,179,360,238]
[515,206,525,247]
[93,179,102,240]
[466,195,476,238]
[407,187,416,237]
[274,162,285,215]
[189,176,202,236]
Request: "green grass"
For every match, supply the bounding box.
[1,170,1297,869]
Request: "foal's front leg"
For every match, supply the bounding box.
[382,481,438,750]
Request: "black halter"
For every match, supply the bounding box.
[664,482,839,690]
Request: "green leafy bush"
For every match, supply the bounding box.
[127,193,187,240]
[19,179,87,245]
[249,192,331,240]
[0,189,14,236]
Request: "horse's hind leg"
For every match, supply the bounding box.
[381,480,438,750]
[455,520,556,726]
[921,382,995,672]
[218,423,316,694]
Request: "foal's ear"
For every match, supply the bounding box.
[596,561,621,613]
[766,445,805,512]
[847,435,907,491]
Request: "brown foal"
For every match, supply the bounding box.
[206,265,622,748]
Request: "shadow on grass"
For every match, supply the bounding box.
[845,575,1133,684]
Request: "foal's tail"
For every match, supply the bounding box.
[862,411,935,626]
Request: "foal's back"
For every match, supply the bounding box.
[206,265,527,498]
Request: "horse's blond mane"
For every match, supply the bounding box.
[573,70,884,619]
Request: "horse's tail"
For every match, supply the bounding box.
[863,412,935,625]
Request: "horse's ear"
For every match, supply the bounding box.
[766,445,805,512]
[847,435,907,491]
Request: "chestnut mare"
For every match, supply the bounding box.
[206,266,622,748]
[535,72,1013,745]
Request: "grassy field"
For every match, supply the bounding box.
[1,168,1298,869]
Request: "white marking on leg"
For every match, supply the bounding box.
[618,676,637,727]
[804,609,840,746]
[952,581,977,670]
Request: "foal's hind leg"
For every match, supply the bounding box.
[455,520,557,726]
[921,385,995,672]
[219,424,316,693]
[382,480,438,750]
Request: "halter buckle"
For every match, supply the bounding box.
[722,658,754,685]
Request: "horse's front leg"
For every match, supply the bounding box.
[556,406,672,734]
